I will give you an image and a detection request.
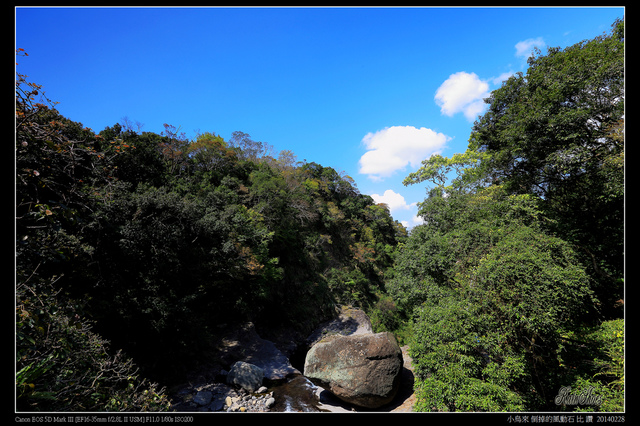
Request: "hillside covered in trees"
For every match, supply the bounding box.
[16,18,623,413]
[16,53,405,409]
[389,19,624,412]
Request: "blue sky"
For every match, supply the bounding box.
[15,6,624,228]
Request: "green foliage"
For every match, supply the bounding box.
[557,319,624,412]
[326,267,371,307]
[592,319,625,393]
[473,225,594,336]
[368,294,402,333]
[16,278,170,412]
[393,19,624,412]
[391,185,594,411]
[469,19,624,316]
[17,20,624,412]
[16,53,403,406]
[411,294,527,412]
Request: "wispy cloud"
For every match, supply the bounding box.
[491,71,516,85]
[434,71,490,121]
[515,37,546,59]
[358,126,449,181]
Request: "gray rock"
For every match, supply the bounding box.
[217,322,300,382]
[265,397,276,408]
[305,306,373,349]
[193,391,212,406]
[241,330,300,381]
[209,399,225,411]
[226,361,264,393]
[304,331,403,409]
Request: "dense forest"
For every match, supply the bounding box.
[16,59,405,409]
[389,19,625,412]
[16,18,623,413]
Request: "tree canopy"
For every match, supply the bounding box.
[15,18,624,413]
[393,18,624,412]
[16,48,403,410]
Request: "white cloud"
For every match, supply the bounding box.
[491,71,516,85]
[371,189,424,230]
[370,189,416,214]
[434,72,490,121]
[401,215,424,229]
[358,125,449,180]
[515,37,546,59]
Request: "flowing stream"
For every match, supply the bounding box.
[271,375,323,412]
[268,346,332,412]
[268,347,354,412]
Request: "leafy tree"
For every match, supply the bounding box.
[81,183,280,373]
[158,123,189,176]
[557,318,624,412]
[467,18,624,316]
[228,130,274,161]
[98,125,169,188]
[407,20,624,292]
[187,131,237,175]
[395,18,624,411]
[392,186,594,411]
[16,48,403,403]
[16,58,169,410]
[411,293,527,412]
[469,20,623,200]
[16,278,170,412]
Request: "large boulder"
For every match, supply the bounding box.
[303,332,403,409]
[226,361,264,393]
[305,306,373,348]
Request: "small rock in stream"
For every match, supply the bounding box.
[193,391,212,406]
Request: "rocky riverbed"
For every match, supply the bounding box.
[167,307,415,413]
[171,382,275,412]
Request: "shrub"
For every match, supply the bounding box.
[16,278,170,412]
